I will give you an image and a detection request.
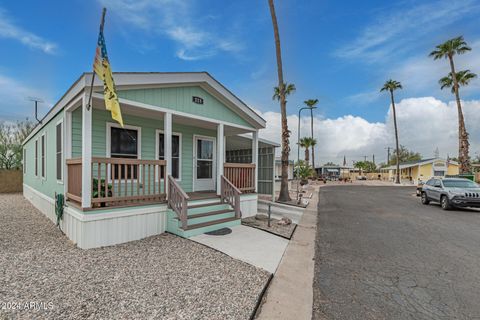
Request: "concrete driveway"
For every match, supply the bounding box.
[313,185,480,320]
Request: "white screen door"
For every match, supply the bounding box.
[194,136,216,191]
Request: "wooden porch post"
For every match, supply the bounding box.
[216,123,224,195]
[81,91,92,208]
[164,112,172,195]
[252,130,259,193]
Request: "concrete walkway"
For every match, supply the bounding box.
[256,185,320,320]
[190,225,289,273]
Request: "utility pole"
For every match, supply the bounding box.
[372,154,375,165]
[386,147,391,164]
[364,155,367,162]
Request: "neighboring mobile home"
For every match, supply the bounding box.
[22,72,277,248]
[381,158,459,184]
[274,157,294,180]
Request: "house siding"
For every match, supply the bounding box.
[71,107,82,157]
[83,109,216,192]
[23,110,65,199]
[117,86,253,128]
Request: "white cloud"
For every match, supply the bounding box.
[98,0,243,60]
[0,8,57,54]
[335,0,480,63]
[257,97,480,166]
[0,74,52,121]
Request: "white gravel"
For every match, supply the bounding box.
[0,194,270,320]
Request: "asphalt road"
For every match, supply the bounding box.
[312,185,480,320]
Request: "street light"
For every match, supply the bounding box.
[297,106,317,166]
[295,105,317,201]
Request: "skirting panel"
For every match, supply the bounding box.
[23,184,168,249]
[240,194,258,218]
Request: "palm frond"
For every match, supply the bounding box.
[439,70,477,93]
[380,79,402,92]
[429,36,471,60]
[304,99,319,108]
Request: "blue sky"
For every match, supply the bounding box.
[1,0,480,163]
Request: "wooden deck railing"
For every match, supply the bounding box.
[66,157,167,208]
[221,175,241,218]
[66,158,82,203]
[223,163,256,193]
[167,175,189,229]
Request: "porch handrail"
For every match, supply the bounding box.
[66,157,167,208]
[167,175,190,229]
[221,175,242,219]
[223,163,256,193]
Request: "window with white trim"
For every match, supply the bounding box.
[158,132,181,179]
[41,134,46,179]
[110,126,139,179]
[56,122,63,181]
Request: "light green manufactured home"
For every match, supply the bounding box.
[23,72,278,249]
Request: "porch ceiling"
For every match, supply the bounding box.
[226,135,279,151]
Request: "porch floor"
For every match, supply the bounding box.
[187,191,219,200]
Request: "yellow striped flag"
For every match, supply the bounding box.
[93,19,123,127]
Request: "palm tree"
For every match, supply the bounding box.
[273,83,296,101]
[303,99,319,168]
[380,79,403,184]
[439,70,477,93]
[299,137,316,166]
[430,36,472,173]
[268,0,291,201]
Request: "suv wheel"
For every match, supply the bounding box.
[441,195,451,210]
[421,192,430,205]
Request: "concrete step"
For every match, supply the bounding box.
[183,216,239,231]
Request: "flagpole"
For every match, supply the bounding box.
[87,7,107,111]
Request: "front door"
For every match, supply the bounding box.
[194,136,216,191]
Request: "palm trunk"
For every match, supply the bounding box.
[305,148,309,166]
[268,0,291,201]
[310,108,315,169]
[391,91,401,184]
[448,55,470,173]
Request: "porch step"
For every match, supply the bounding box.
[188,201,223,209]
[174,208,234,220]
[182,217,240,231]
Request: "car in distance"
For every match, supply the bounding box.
[421,177,480,210]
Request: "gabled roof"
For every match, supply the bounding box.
[24,72,266,144]
[383,158,459,170]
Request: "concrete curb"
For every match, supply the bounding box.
[255,186,320,320]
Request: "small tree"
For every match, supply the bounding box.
[354,161,377,173]
[299,137,316,166]
[389,145,421,165]
[0,120,34,170]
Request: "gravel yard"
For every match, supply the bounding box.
[0,194,270,320]
[242,216,296,239]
